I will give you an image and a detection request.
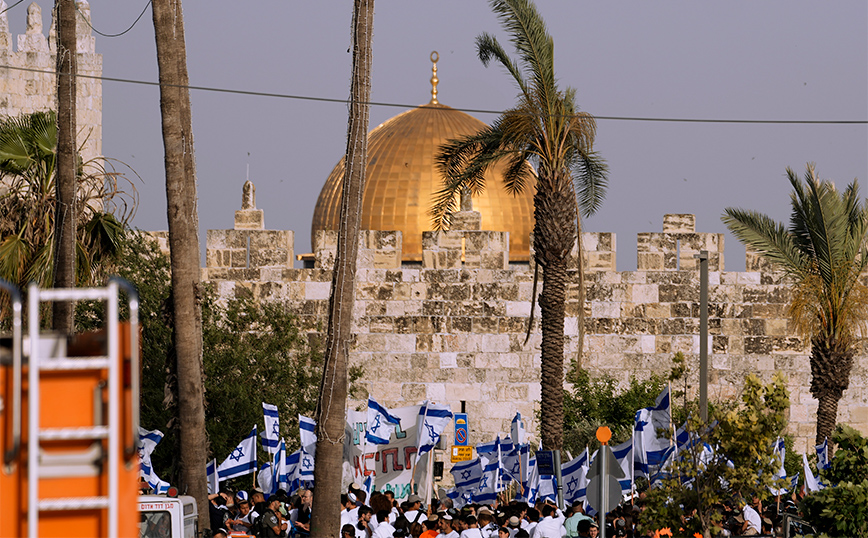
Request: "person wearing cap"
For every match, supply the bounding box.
[437,512,459,538]
[477,507,498,538]
[506,515,522,538]
[420,515,440,538]
[342,490,366,527]
[404,494,425,525]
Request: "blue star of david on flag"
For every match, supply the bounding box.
[366,398,401,445]
[217,425,257,481]
[262,403,281,455]
[461,469,473,480]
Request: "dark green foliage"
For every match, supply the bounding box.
[640,374,790,537]
[76,231,323,484]
[563,368,666,454]
[801,425,868,536]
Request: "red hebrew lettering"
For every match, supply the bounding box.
[382,448,403,472]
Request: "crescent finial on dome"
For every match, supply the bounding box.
[429,51,439,104]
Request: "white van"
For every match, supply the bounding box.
[139,494,199,538]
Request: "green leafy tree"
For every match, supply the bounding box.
[801,424,868,536]
[432,0,608,452]
[0,111,135,304]
[77,232,323,485]
[640,373,790,538]
[563,368,666,454]
[722,164,868,444]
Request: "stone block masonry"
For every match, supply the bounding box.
[0,1,102,165]
[196,187,868,456]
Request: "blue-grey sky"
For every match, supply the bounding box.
[10,1,868,271]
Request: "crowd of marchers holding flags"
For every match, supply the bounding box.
[137,389,830,537]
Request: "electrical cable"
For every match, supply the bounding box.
[0,0,26,16]
[0,63,865,125]
[75,1,151,38]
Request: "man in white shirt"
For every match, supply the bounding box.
[741,503,761,536]
[532,504,566,538]
[459,514,484,538]
[372,510,395,538]
[404,494,425,526]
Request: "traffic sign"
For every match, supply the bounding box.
[454,413,468,446]
[451,446,472,462]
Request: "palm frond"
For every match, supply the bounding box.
[502,151,535,196]
[488,0,557,113]
[721,208,808,278]
[571,150,608,218]
[476,32,527,95]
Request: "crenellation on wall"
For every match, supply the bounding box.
[0,1,102,164]
[196,198,868,451]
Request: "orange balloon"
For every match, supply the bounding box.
[596,426,612,445]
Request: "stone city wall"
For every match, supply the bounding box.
[199,190,868,455]
[0,1,102,164]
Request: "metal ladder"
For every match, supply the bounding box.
[25,279,139,538]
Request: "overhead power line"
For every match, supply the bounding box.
[0,64,865,125]
[0,0,26,16]
[75,1,152,38]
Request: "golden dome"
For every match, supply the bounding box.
[312,102,535,262]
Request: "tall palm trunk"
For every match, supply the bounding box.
[310,0,373,535]
[151,0,207,530]
[534,170,577,450]
[810,336,854,445]
[53,0,76,333]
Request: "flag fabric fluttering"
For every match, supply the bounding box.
[561,448,590,505]
[769,437,788,496]
[511,412,526,447]
[258,438,288,495]
[634,386,671,478]
[451,457,483,493]
[415,401,453,464]
[365,397,401,445]
[474,439,501,505]
[802,453,822,493]
[611,437,634,494]
[137,427,170,494]
[217,425,258,480]
[262,402,280,455]
[299,415,317,456]
[206,458,219,495]
[815,438,830,471]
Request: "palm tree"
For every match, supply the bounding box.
[432,0,608,451]
[310,0,373,534]
[151,0,208,530]
[0,111,134,306]
[54,0,77,334]
[722,164,868,444]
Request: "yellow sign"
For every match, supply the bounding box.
[451,446,472,462]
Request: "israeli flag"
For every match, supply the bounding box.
[365,398,401,445]
[451,457,483,492]
[561,448,590,504]
[502,440,529,485]
[262,402,281,455]
[521,456,539,504]
[511,412,527,447]
[634,386,671,477]
[218,425,258,480]
[137,427,170,494]
[769,437,788,496]
[803,452,822,492]
[816,438,830,470]
[362,475,374,505]
[445,487,472,509]
[257,438,289,496]
[611,437,634,494]
[206,458,219,494]
[299,415,317,456]
[414,401,453,464]
[474,439,501,505]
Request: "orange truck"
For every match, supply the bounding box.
[1,280,142,537]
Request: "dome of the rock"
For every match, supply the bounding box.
[312,57,535,262]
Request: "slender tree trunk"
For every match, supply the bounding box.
[534,170,577,451]
[310,0,373,535]
[809,337,853,445]
[52,0,76,333]
[151,0,207,530]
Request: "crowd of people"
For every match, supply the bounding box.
[206,483,809,538]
